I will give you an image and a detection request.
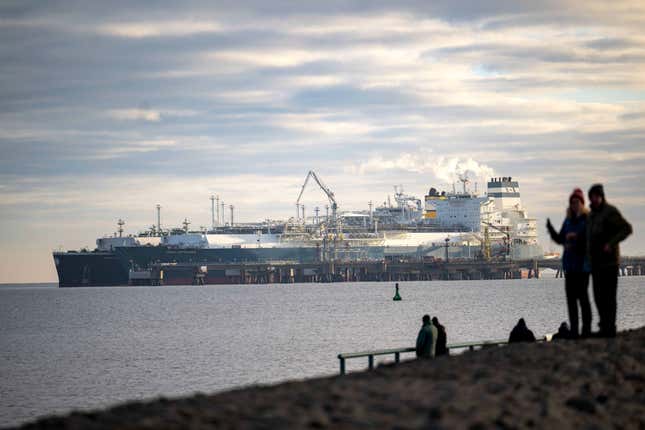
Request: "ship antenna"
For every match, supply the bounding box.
[216,195,220,226]
[210,195,216,230]
[156,204,161,235]
[117,219,125,238]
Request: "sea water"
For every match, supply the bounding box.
[1,277,644,427]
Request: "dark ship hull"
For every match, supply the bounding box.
[53,246,323,287]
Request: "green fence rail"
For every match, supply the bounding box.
[337,337,547,375]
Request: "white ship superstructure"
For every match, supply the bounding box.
[423,188,488,232]
[96,174,542,260]
[481,177,540,259]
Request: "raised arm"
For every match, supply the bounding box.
[546,218,564,244]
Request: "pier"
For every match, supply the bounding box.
[137,257,645,285]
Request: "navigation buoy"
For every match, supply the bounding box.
[393,283,402,301]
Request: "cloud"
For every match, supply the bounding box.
[210,90,285,104]
[205,49,328,68]
[108,109,162,122]
[91,139,179,159]
[270,113,377,136]
[98,20,223,38]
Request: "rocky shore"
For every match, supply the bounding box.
[15,327,645,429]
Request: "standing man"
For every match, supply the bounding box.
[416,314,437,358]
[587,184,632,337]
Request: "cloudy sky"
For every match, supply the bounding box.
[1,1,644,282]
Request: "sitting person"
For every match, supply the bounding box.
[508,318,536,343]
[552,321,572,340]
[432,317,449,356]
[416,314,437,358]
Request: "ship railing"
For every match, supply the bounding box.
[337,336,546,375]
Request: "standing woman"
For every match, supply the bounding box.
[547,188,591,338]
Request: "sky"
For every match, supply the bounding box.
[1,0,644,283]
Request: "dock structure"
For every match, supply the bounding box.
[139,257,645,285]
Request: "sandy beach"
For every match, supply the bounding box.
[14,327,645,429]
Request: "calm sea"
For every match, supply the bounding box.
[1,278,644,427]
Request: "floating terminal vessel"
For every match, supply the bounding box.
[53,174,543,286]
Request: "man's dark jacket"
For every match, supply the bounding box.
[587,202,632,269]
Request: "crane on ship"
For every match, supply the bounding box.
[482,221,512,260]
[296,170,338,225]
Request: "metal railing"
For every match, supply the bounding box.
[337,337,546,375]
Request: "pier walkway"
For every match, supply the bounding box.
[144,257,645,285]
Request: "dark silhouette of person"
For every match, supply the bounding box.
[587,184,632,337]
[508,318,536,343]
[547,188,592,338]
[432,317,449,356]
[552,321,572,341]
[416,314,437,358]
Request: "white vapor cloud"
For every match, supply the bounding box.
[353,151,496,188]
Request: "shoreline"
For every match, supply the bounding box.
[13,327,645,429]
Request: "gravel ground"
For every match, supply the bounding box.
[13,327,645,429]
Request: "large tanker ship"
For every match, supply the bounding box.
[53,175,542,286]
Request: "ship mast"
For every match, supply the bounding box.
[117,219,125,238]
[156,204,161,235]
[210,195,216,230]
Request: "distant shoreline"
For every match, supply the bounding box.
[0,282,57,287]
